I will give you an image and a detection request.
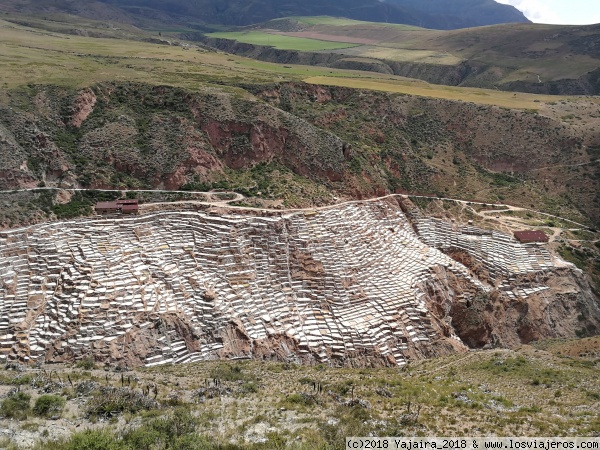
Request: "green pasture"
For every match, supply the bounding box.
[206,30,360,51]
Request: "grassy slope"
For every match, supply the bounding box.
[292,15,423,29]
[3,14,585,109]
[249,18,600,87]
[303,76,577,109]
[0,17,407,90]
[0,14,594,109]
[433,23,600,81]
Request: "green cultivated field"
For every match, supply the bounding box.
[206,31,360,51]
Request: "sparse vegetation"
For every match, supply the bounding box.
[0,8,599,450]
[0,341,595,448]
[75,357,97,371]
[0,391,31,420]
[85,387,160,418]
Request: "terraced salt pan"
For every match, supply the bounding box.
[415,216,557,297]
[0,200,557,367]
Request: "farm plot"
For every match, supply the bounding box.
[206,30,360,51]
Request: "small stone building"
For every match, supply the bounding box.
[514,230,549,244]
[95,199,139,215]
[95,201,119,214]
[121,204,139,214]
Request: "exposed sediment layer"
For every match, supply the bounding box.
[0,198,597,367]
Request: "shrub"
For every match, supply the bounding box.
[34,394,66,418]
[75,357,96,370]
[285,393,318,406]
[209,364,253,382]
[85,387,159,418]
[11,374,32,385]
[240,382,259,394]
[0,391,31,420]
[122,407,201,449]
[58,429,124,450]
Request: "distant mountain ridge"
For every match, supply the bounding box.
[1,0,530,30]
[387,0,530,28]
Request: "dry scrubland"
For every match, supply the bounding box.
[0,341,598,449]
[303,77,578,110]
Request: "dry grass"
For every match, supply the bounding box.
[303,76,579,110]
[265,18,600,84]
[293,16,423,29]
[0,18,395,91]
[331,45,462,65]
[0,343,598,448]
[2,15,597,117]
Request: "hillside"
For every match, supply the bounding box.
[200,19,600,94]
[0,0,530,30]
[389,0,529,28]
[0,12,598,342]
[2,81,598,228]
[0,195,599,446]
[0,15,598,228]
[0,12,598,448]
[0,341,598,448]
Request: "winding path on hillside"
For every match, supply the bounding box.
[0,187,591,230]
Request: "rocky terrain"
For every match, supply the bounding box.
[1,82,598,229]
[0,340,598,449]
[0,340,596,449]
[0,9,598,448]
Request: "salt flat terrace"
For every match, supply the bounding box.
[0,199,562,367]
[415,215,558,298]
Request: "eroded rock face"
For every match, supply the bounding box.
[408,207,600,347]
[69,88,97,128]
[0,198,597,367]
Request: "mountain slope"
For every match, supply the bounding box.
[201,20,600,95]
[1,197,597,367]
[388,0,529,28]
[1,82,598,228]
[0,0,530,30]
